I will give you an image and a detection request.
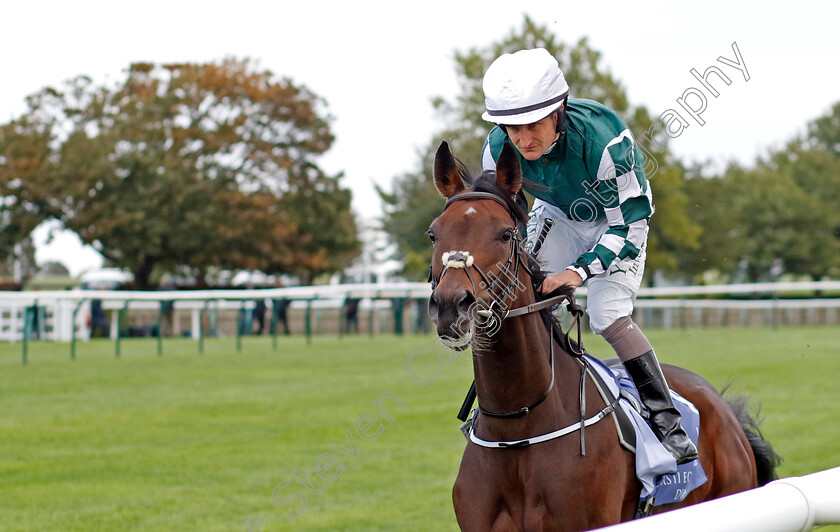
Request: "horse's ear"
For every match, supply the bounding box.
[433,141,465,199]
[496,142,522,195]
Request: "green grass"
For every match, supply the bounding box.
[1,326,838,531]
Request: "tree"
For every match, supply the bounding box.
[0,237,37,285]
[760,101,840,279]
[681,168,744,278]
[806,101,840,154]
[375,148,444,280]
[276,165,360,285]
[0,115,52,282]
[682,127,840,283]
[378,16,700,282]
[729,164,836,282]
[38,261,70,276]
[0,58,359,288]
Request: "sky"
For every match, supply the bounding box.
[2,0,838,277]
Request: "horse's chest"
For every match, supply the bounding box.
[455,440,627,531]
[456,447,569,524]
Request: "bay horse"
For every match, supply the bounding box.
[427,141,779,531]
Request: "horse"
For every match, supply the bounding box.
[427,141,779,531]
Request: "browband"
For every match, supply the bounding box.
[444,192,515,219]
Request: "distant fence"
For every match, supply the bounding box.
[1,281,839,349]
[0,283,435,362]
[595,466,840,532]
[629,281,840,330]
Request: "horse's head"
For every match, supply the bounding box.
[427,141,530,349]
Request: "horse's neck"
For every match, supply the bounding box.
[472,309,581,427]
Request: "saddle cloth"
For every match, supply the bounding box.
[585,354,708,506]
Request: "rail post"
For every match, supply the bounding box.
[115,300,130,358]
[304,299,313,345]
[70,299,85,360]
[22,302,36,364]
[198,301,209,354]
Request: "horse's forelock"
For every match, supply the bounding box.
[468,171,528,223]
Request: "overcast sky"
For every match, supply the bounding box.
[3,0,838,276]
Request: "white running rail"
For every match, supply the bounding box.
[2,280,839,341]
[595,466,840,532]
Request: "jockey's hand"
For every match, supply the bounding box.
[541,270,583,294]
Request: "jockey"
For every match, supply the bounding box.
[480,48,698,464]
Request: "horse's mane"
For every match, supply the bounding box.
[452,159,583,355]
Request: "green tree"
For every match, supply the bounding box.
[0,58,359,288]
[276,165,360,285]
[38,261,70,277]
[684,153,840,283]
[375,149,443,280]
[730,164,836,282]
[806,101,840,153]
[681,168,744,278]
[761,101,840,279]
[0,238,37,286]
[378,16,700,282]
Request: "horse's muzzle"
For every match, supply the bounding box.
[429,289,475,350]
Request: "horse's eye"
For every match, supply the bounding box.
[427,230,436,243]
[501,229,513,242]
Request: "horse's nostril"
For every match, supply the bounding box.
[430,290,475,323]
[457,291,476,318]
[428,292,440,320]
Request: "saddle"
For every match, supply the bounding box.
[587,356,708,510]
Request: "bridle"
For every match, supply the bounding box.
[430,190,615,454]
[430,191,572,323]
[430,191,578,418]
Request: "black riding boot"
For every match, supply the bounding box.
[624,350,699,465]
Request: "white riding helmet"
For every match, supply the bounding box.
[482,48,569,126]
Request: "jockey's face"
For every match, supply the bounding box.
[505,112,559,160]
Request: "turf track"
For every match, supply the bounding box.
[1,326,838,531]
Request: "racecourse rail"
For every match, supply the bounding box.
[595,466,840,532]
[2,280,839,354]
